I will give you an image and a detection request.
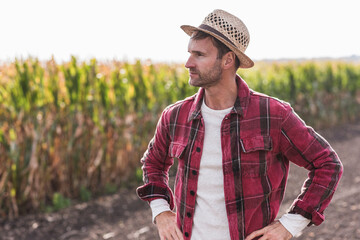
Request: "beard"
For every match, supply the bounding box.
[188,59,222,88]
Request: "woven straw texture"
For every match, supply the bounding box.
[181,9,254,68]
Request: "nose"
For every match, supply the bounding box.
[185,56,195,69]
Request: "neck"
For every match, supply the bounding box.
[203,73,238,110]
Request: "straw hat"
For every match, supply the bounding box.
[181,9,254,68]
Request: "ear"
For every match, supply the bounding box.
[223,52,236,70]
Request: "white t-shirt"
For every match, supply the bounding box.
[190,100,233,239]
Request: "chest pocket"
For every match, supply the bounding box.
[240,135,273,177]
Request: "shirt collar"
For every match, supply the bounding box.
[188,75,251,122]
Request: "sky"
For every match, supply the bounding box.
[0,0,359,64]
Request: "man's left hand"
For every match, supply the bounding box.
[245,221,293,240]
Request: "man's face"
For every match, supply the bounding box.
[185,36,223,88]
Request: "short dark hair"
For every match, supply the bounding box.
[191,31,240,69]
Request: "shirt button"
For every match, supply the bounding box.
[190,190,195,196]
[196,147,201,152]
[185,232,189,237]
[187,212,192,217]
[192,170,197,175]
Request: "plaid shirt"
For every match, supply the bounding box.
[136,75,343,239]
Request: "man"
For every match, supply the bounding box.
[136,9,343,240]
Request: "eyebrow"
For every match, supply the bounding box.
[188,50,206,56]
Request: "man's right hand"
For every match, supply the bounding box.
[155,211,184,240]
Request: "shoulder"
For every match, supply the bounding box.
[249,90,293,117]
[161,93,197,119]
[164,94,196,112]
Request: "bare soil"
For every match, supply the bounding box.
[1,122,359,240]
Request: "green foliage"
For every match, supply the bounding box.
[135,167,143,183]
[80,186,92,202]
[52,193,71,211]
[0,57,359,218]
[104,183,117,194]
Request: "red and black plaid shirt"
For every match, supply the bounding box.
[137,75,343,239]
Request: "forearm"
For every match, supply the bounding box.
[281,105,343,225]
[136,108,177,207]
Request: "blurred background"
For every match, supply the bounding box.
[0,0,359,239]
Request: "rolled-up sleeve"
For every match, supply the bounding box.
[280,105,343,225]
[136,109,175,210]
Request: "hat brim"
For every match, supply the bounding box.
[181,25,254,68]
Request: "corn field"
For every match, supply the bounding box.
[0,57,359,219]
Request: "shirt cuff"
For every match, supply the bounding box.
[279,213,311,237]
[150,199,171,224]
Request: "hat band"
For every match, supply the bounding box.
[199,24,236,48]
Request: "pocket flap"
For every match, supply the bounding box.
[240,135,272,153]
[169,142,187,159]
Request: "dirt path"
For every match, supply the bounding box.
[1,122,359,240]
